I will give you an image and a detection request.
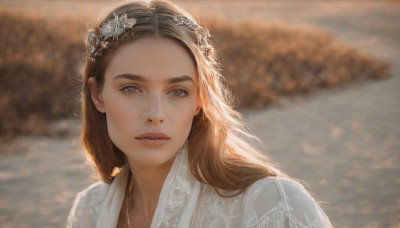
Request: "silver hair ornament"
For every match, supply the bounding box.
[173,15,199,30]
[173,15,210,57]
[87,13,136,62]
[87,31,101,62]
[87,14,209,62]
[100,13,137,39]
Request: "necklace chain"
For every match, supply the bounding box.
[125,171,133,228]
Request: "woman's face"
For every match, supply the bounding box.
[91,37,200,168]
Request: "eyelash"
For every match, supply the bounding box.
[120,85,188,97]
[168,89,188,97]
[121,85,141,94]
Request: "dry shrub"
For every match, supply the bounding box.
[0,11,390,139]
[204,17,390,109]
[0,10,84,139]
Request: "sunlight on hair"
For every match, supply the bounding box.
[110,167,121,177]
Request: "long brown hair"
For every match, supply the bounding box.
[81,0,284,197]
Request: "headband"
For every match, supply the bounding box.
[87,13,209,62]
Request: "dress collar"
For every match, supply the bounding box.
[97,141,201,228]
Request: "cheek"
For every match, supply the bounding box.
[106,103,132,128]
[102,93,138,140]
[169,99,198,131]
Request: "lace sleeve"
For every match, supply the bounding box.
[243,177,332,228]
[66,182,107,228]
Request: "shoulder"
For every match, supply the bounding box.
[67,181,110,228]
[246,176,311,202]
[76,181,110,201]
[242,176,333,228]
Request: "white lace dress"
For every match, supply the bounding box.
[67,144,333,228]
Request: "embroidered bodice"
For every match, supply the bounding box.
[67,145,332,228]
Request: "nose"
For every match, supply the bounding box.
[144,94,164,125]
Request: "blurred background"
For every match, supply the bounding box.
[0,0,399,227]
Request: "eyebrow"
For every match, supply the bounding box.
[113,73,194,84]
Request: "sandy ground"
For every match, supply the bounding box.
[0,1,399,227]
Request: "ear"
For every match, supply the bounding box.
[88,77,106,113]
[194,100,201,116]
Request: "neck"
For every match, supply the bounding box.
[126,156,176,221]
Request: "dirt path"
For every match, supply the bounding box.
[1,1,399,227]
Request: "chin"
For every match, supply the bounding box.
[127,149,177,167]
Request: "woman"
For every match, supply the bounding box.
[67,0,333,227]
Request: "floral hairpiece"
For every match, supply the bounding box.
[101,13,137,39]
[173,15,199,30]
[173,15,210,56]
[87,14,209,62]
[87,13,137,62]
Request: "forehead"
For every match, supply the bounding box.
[104,37,197,82]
